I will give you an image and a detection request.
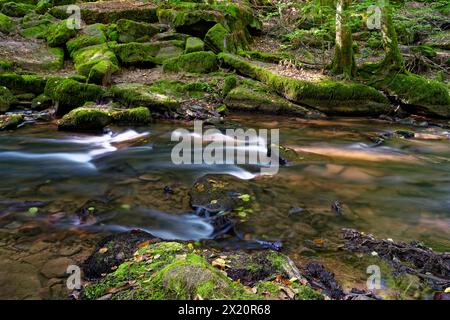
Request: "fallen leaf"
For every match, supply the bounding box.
[137,240,150,249]
[212,258,226,269]
[98,247,108,254]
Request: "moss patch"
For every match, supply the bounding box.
[111,107,151,125]
[46,19,77,47]
[0,86,16,112]
[58,107,112,132]
[163,51,218,74]
[0,114,24,130]
[185,36,204,53]
[219,53,390,116]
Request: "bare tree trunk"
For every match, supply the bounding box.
[380,0,404,71]
[331,0,355,78]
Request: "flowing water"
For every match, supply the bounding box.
[0,114,449,299]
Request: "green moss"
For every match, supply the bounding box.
[72,43,119,84]
[111,107,151,125]
[163,51,218,74]
[380,73,450,117]
[0,73,47,94]
[1,2,35,17]
[116,19,159,43]
[44,78,105,115]
[31,93,52,110]
[184,36,204,53]
[84,242,258,300]
[66,24,108,55]
[0,13,14,33]
[0,114,24,130]
[111,42,159,66]
[58,107,112,132]
[35,0,51,14]
[204,23,247,54]
[148,79,213,99]
[0,86,16,112]
[110,83,180,112]
[219,53,390,115]
[238,51,288,64]
[292,282,325,300]
[46,19,77,47]
[222,75,237,96]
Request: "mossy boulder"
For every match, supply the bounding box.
[224,85,322,118]
[111,42,159,67]
[219,53,391,116]
[0,73,47,94]
[0,12,14,33]
[58,107,112,132]
[46,19,78,47]
[19,13,56,38]
[44,78,105,115]
[0,40,64,72]
[380,73,450,118]
[66,23,108,55]
[204,23,246,54]
[1,2,34,17]
[82,238,323,300]
[0,114,24,130]
[72,43,119,85]
[0,86,16,112]
[110,83,180,113]
[50,1,158,24]
[115,19,160,43]
[163,51,218,74]
[31,93,52,110]
[185,36,204,53]
[222,74,237,96]
[111,107,151,125]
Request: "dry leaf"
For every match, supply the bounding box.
[98,247,108,254]
[212,258,226,269]
[137,240,151,249]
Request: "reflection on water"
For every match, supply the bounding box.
[0,116,450,298]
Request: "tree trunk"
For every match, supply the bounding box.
[380,0,404,71]
[332,0,355,78]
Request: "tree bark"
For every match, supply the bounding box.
[331,0,355,78]
[380,0,404,71]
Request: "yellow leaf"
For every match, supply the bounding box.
[212,258,226,270]
[98,247,108,254]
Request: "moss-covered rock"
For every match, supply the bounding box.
[19,13,56,38]
[82,239,322,300]
[0,86,16,112]
[184,36,204,53]
[163,51,218,74]
[0,39,64,72]
[111,42,159,67]
[379,73,450,118]
[0,114,24,130]
[31,93,52,110]
[46,19,77,47]
[72,43,119,84]
[219,53,391,116]
[0,73,47,94]
[110,83,180,112]
[423,30,450,50]
[111,107,151,125]
[0,12,14,33]
[44,78,105,115]
[222,74,237,96]
[1,2,34,17]
[66,23,108,54]
[224,85,321,118]
[50,1,158,24]
[115,19,160,43]
[204,23,246,54]
[58,107,112,132]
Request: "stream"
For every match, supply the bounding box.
[0,114,449,299]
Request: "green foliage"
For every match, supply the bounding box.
[0,86,16,112]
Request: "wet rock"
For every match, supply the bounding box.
[82,230,157,280]
[41,257,74,279]
[0,114,24,131]
[58,107,112,132]
[303,262,345,300]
